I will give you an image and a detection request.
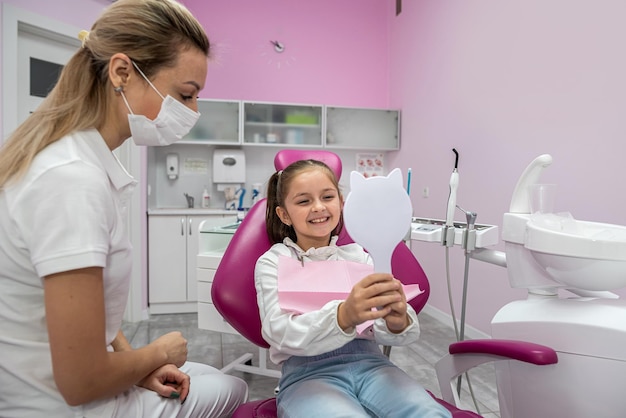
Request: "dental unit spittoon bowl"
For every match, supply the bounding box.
[489,154,626,418]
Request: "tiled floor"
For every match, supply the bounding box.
[122,311,500,417]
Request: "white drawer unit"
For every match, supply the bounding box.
[196,222,239,333]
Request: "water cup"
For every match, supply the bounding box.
[529,184,556,214]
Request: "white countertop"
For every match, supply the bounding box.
[148,208,239,216]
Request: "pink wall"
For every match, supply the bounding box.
[388,0,626,334]
[0,0,391,137]
[185,0,390,107]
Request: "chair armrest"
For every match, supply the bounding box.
[449,339,558,365]
[435,339,557,407]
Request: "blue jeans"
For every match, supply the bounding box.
[276,339,452,418]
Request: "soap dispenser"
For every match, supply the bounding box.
[166,153,179,180]
[201,186,210,208]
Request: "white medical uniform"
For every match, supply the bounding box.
[0,129,247,417]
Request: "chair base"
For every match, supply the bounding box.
[221,347,281,379]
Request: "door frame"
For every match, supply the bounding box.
[2,4,146,322]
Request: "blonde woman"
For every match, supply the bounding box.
[0,0,247,416]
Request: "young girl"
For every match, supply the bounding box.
[255,159,451,417]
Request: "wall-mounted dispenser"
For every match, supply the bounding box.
[213,149,246,183]
[166,153,179,180]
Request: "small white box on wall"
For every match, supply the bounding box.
[213,149,246,183]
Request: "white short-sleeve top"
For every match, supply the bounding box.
[0,129,137,417]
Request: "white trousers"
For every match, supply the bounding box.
[78,362,248,418]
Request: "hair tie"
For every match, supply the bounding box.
[275,170,284,199]
[78,30,90,48]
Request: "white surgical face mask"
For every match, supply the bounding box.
[120,62,200,146]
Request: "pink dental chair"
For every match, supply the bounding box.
[211,149,557,418]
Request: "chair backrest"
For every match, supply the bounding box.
[211,150,430,348]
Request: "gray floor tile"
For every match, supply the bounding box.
[122,311,500,417]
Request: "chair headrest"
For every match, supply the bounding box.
[274,149,343,180]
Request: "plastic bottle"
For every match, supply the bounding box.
[201,186,210,208]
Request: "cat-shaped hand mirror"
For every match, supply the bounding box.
[343,168,412,273]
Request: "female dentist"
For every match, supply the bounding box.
[0,0,247,417]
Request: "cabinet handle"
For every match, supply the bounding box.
[188,218,193,236]
[181,217,185,236]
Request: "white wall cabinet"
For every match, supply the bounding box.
[243,101,323,147]
[179,99,240,145]
[326,106,400,150]
[177,98,400,150]
[148,214,235,314]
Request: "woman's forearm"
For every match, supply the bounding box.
[45,268,169,406]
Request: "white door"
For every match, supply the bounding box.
[16,26,78,125]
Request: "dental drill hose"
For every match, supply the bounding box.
[446,172,458,227]
[443,149,459,246]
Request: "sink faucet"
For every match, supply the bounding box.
[184,193,194,208]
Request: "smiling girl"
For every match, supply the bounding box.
[255,159,451,417]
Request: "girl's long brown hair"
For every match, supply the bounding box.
[265,159,344,244]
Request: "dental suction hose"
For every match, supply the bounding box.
[457,206,477,341]
[454,205,481,408]
[442,148,459,247]
[461,208,477,255]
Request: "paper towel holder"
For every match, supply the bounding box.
[213,149,246,183]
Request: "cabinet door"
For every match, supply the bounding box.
[325,107,400,150]
[148,216,187,303]
[243,102,322,147]
[180,99,240,145]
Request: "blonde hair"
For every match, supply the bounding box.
[0,0,209,188]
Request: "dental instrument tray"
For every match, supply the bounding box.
[410,217,499,248]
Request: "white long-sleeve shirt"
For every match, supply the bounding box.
[255,236,420,364]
